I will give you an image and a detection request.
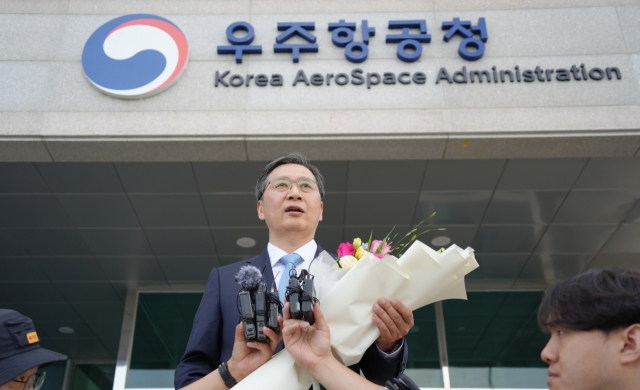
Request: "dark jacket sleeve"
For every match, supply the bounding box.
[357,339,408,386]
[174,268,223,390]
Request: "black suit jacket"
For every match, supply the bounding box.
[174,245,408,389]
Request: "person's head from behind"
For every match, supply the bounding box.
[255,152,325,245]
[537,267,640,390]
[0,309,67,390]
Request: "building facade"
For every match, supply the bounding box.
[1,0,639,389]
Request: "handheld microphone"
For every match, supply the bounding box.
[238,290,256,341]
[254,281,267,342]
[286,268,302,320]
[235,265,262,342]
[299,270,315,325]
[266,280,282,333]
[236,265,262,290]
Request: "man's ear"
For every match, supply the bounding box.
[319,201,323,222]
[620,324,640,365]
[257,200,265,221]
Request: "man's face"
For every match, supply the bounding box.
[541,326,623,390]
[257,164,323,237]
[0,367,38,390]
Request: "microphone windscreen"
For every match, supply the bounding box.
[235,265,262,290]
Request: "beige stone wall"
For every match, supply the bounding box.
[1,0,639,161]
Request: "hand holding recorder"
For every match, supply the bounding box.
[284,266,318,325]
[282,302,419,390]
[224,265,283,384]
[235,265,282,342]
[226,315,282,383]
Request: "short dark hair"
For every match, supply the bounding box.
[538,267,640,334]
[255,152,325,201]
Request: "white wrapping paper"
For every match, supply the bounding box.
[233,241,479,390]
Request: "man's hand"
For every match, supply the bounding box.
[227,318,283,382]
[282,302,332,374]
[373,297,414,353]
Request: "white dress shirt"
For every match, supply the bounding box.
[266,240,403,358]
[268,239,318,287]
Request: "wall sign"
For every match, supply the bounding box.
[82,14,189,99]
[216,18,488,64]
[80,14,622,98]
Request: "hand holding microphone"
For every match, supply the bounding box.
[235,265,282,342]
[227,311,282,384]
[284,267,318,325]
[283,302,419,390]
[235,265,262,341]
[282,301,331,372]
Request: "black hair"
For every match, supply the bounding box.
[538,267,640,334]
[254,152,325,201]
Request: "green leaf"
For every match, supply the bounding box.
[378,226,396,253]
[387,214,442,256]
[389,227,420,253]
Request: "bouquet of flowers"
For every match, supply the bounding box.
[335,217,446,270]
[235,222,478,390]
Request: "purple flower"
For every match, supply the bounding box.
[370,240,392,259]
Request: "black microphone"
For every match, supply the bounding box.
[254,281,268,342]
[266,280,282,334]
[286,267,302,320]
[236,265,262,290]
[299,270,315,325]
[235,265,262,342]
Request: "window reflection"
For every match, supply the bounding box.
[405,305,442,388]
[444,292,549,388]
[128,293,202,388]
[71,364,115,390]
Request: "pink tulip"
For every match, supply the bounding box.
[370,240,392,259]
[337,242,355,258]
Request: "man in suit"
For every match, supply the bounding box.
[175,152,413,389]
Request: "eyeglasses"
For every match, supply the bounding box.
[266,177,318,194]
[12,372,46,390]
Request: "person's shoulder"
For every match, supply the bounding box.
[315,243,336,259]
[212,250,268,279]
[204,254,263,290]
[217,257,254,274]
